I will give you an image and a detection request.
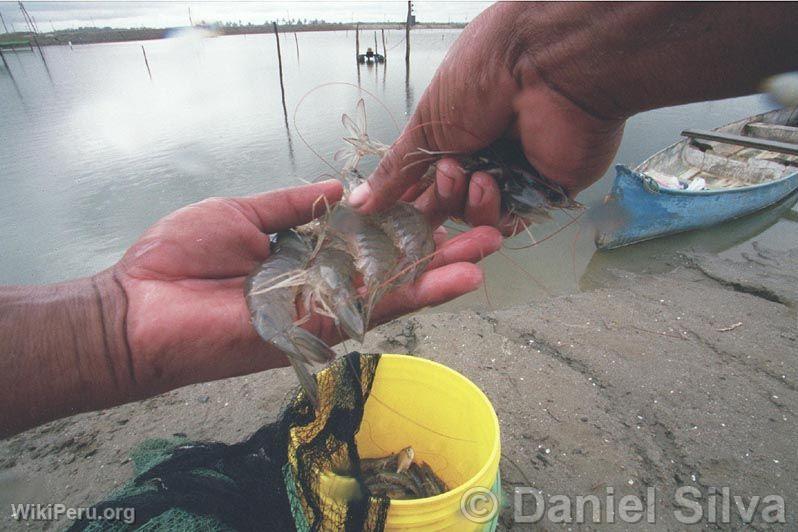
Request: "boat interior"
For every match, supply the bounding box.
[638,106,798,190]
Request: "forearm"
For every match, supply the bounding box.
[505,1,798,119]
[0,270,136,437]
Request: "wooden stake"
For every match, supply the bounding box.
[0,48,22,98]
[381,28,387,61]
[19,1,51,80]
[374,31,378,56]
[141,45,152,80]
[405,1,411,66]
[293,31,299,61]
[273,22,288,118]
[355,23,360,60]
[0,48,10,73]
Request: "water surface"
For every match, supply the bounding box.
[1,29,795,310]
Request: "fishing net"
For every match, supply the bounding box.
[68,352,391,532]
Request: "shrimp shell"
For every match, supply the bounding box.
[302,242,366,343]
[378,203,435,283]
[245,231,336,406]
[326,204,400,323]
[462,139,581,222]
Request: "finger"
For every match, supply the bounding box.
[371,263,484,325]
[347,110,438,213]
[399,179,432,203]
[432,226,448,248]
[412,158,468,228]
[464,171,502,227]
[233,180,343,232]
[426,226,502,271]
[349,91,494,213]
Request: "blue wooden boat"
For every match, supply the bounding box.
[596,106,798,249]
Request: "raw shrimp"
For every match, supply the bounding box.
[301,240,366,343]
[325,204,401,324]
[378,202,435,283]
[460,138,581,223]
[408,137,582,226]
[334,98,390,173]
[245,231,336,405]
[360,446,449,500]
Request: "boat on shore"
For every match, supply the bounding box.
[596,106,798,249]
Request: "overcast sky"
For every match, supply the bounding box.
[0,1,494,31]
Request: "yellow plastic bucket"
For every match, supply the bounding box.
[355,354,501,531]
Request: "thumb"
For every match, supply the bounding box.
[348,102,440,213]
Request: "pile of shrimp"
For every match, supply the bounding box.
[245,99,582,406]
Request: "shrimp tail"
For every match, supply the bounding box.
[284,328,337,408]
[290,327,337,363]
[363,286,386,333]
[286,356,319,408]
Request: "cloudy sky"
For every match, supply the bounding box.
[0,1,493,31]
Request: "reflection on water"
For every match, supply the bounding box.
[1,29,796,310]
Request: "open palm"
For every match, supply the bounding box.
[111,180,500,397]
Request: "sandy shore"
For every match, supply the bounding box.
[1,244,796,530]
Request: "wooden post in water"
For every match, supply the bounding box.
[141,45,152,80]
[0,48,22,98]
[0,49,11,73]
[405,1,411,66]
[273,22,288,118]
[381,28,387,61]
[0,12,8,33]
[293,31,299,61]
[355,23,360,60]
[373,31,378,56]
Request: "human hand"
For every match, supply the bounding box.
[347,2,629,224]
[352,1,798,224]
[112,180,501,397]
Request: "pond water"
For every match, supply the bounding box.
[1,29,795,310]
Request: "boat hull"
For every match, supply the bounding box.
[595,165,798,250]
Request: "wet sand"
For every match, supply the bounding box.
[1,244,796,530]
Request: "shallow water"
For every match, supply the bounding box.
[1,29,795,310]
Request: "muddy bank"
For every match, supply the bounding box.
[1,245,796,530]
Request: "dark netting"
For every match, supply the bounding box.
[68,352,390,532]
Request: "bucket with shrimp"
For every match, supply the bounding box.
[355,354,502,531]
[284,353,501,531]
[70,352,499,531]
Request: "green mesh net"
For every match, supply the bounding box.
[69,353,390,532]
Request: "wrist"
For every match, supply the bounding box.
[505,2,798,120]
[0,272,137,436]
[90,268,139,401]
[500,2,656,120]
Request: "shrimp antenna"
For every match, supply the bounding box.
[292,81,401,174]
[504,210,585,250]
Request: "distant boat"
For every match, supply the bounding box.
[357,50,384,63]
[596,106,798,249]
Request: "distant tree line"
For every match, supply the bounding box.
[196,18,338,28]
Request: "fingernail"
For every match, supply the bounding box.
[348,182,371,207]
[438,174,454,199]
[469,180,484,206]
